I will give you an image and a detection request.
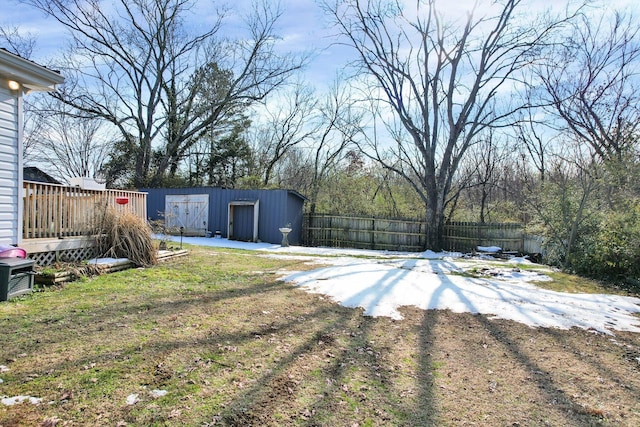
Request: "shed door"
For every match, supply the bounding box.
[233,205,255,241]
[165,194,209,236]
[228,200,259,242]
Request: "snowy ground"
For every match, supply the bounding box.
[163,236,640,334]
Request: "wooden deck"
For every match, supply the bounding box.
[23,181,147,240]
[21,181,148,265]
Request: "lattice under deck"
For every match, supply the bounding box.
[29,246,100,267]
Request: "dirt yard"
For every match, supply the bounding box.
[0,246,639,426]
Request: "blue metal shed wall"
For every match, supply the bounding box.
[286,193,305,244]
[142,187,306,245]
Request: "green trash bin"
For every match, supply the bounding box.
[0,258,35,301]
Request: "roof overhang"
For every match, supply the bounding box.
[0,49,64,92]
[287,189,308,202]
[229,199,259,206]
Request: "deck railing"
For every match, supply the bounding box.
[22,181,147,239]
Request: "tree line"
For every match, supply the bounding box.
[3,0,639,284]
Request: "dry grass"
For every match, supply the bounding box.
[1,245,639,426]
[96,207,157,267]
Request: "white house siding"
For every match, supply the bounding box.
[0,86,19,246]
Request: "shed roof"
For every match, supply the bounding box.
[23,166,62,185]
[286,189,308,201]
[0,48,65,92]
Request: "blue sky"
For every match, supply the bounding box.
[3,0,342,85]
[2,0,635,90]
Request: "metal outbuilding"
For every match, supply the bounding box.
[142,187,307,245]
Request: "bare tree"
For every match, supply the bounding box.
[21,97,48,164]
[462,130,511,223]
[515,123,548,183]
[28,99,111,183]
[323,0,577,250]
[532,142,602,267]
[0,25,36,58]
[513,98,557,182]
[249,74,363,201]
[536,10,640,161]
[22,0,305,187]
[305,76,363,217]
[250,82,319,186]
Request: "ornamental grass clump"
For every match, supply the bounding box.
[97,207,157,267]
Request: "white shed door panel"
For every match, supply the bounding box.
[165,194,209,236]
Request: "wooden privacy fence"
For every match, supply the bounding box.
[444,221,526,253]
[304,213,543,254]
[23,181,147,239]
[304,214,427,252]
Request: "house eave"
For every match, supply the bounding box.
[0,49,65,92]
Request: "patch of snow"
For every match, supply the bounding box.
[477,246,501,253]
[0,365,9,372]
[283,259,640,334]
[150,389,167,398]
[1,395,43,406]
[161,236,640,334]
[126,393,139,405]
[420,250,463,259]
[480,267,553,283]
[508,256,533,264]
[87,257,130,266]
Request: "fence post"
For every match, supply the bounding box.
[371,217,375,250]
